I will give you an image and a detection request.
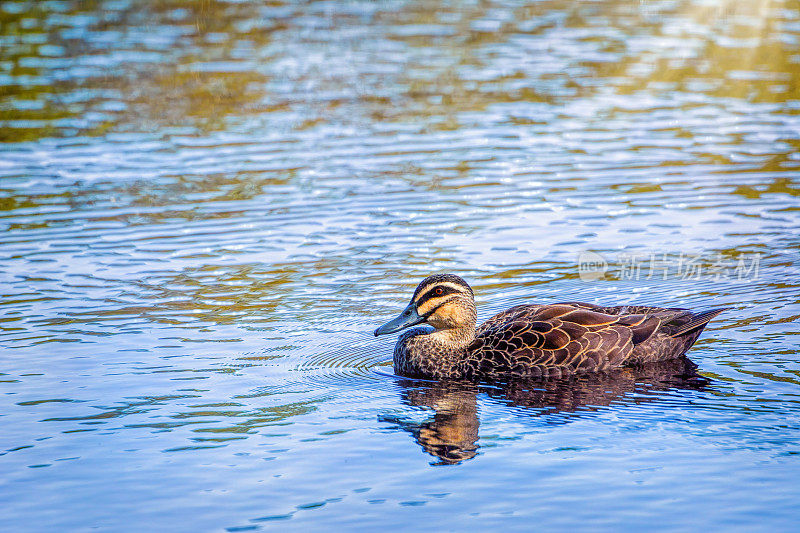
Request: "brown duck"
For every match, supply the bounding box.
[374,274,727,380]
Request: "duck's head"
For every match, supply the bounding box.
[374,274,477,337]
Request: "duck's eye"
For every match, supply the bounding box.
[435,287,443,295]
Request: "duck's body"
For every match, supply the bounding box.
[375,274,727,380]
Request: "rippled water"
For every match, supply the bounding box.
[2,0,799,530]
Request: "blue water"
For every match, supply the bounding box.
[1,0,799,530]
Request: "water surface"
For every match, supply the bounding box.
[1,0,799,530]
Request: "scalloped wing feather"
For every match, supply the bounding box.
[465,303,665,378]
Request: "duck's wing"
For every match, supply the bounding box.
[467,304,664,378]
[475,304,546,336]
[558,301,686,319]
[559,302,727,338]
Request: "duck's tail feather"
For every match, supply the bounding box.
[668,308,729,338]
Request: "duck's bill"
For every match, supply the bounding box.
[374,303,425,336]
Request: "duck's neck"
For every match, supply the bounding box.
[399,319,477,379]
[427,324,476,353]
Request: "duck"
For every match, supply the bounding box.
[374,274,727,380]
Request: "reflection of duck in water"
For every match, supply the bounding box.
[380,385,479,465]
[381,357,708,465]
[375,274,727,380]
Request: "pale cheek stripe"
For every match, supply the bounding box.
[417,296,457,316]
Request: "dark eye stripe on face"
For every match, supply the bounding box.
[414,285,462,307]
